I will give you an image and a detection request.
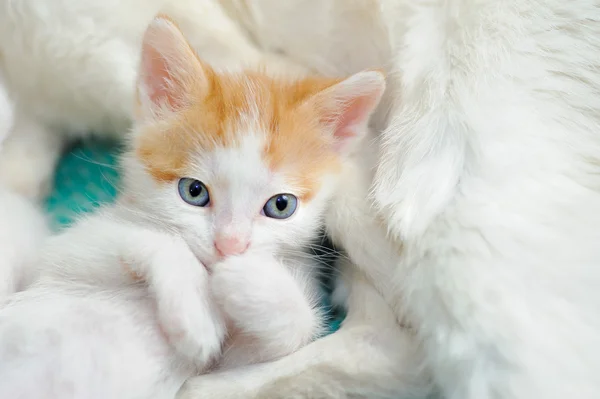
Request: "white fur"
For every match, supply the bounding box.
[0,17,387,397]
[2,1,600,398]
[0,0,304,200]
[0,75,12,142]
[176,1,600,399]
[0,187,49,301]
[0,109,327,399]
[0,80,50,302]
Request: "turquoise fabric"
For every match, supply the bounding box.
[44,140,344,334]
[45,140,122,230]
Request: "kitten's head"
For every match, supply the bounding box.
[123,16,385,267]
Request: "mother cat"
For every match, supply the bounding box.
[2,1,600,398]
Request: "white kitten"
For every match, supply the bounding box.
[0,16,385,399]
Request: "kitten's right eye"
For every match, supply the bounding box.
[178,178,210,207]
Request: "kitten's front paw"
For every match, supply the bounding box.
[151,248,226,370]
[209,254,270,319]
[158,294,225,370]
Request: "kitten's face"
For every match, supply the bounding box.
[123,16,385,267]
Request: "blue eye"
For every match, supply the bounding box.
[263,194,298,219]
[178,178,210,207]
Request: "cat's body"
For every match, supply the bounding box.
[0,207,315,399]
[0,17,385,399]
[0,258,193,399]
[2,1,600,399]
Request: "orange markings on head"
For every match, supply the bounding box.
[135,58,343,201]
[133,17,369,201]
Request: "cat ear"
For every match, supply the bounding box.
[311,70,386,154]
[135,15,210,122]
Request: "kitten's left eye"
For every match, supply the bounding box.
[263,194,298,219]
[178,178,210,207]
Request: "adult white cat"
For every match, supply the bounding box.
[2,1,600,398]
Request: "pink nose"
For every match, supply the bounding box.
[214,236,250,257]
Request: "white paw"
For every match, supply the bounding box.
[210,255,280,321]
[150,247,226,370]
[210,255,252,303]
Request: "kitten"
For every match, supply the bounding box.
[0,16,385,399]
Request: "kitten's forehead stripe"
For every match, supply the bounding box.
[137,63,343,200]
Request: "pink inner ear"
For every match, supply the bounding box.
[324,94,378,151]
[141,43,182,110]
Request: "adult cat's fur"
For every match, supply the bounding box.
[178,1,600,399]
[2,1,600,398]
[0,80,49,303]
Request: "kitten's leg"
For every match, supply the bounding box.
[0,110,63,201]
[210,254,323,368]
[44,218,226,369]
[177,261,432,399]
[116,229,226,370]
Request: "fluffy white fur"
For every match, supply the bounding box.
[2,1,600,398]
[0,78,49,303]
[0,17,387,398]
[0,75,12,142]
[178,1,600,399]
[0,187,49,301]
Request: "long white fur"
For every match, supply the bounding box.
[0,16,388,397]
[0,78,49,303]
[178,1,600,399]
[1,1,600,398]
[0,187,49,301]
